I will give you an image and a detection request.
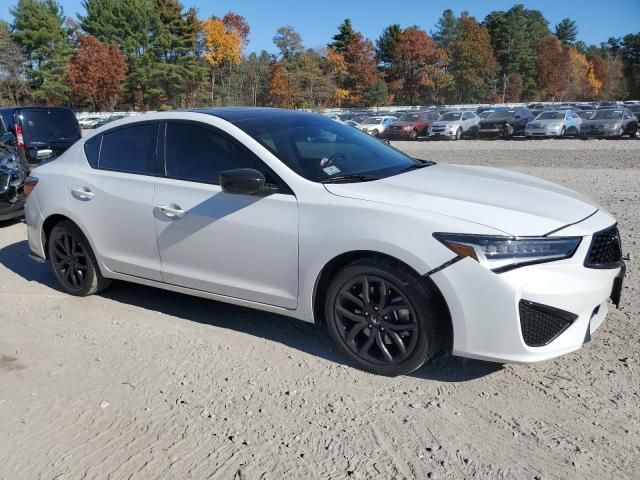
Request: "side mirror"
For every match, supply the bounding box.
[219,168,276,195]
[515,115,521,119]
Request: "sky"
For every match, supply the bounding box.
[2,0,639,53]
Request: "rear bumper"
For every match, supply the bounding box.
[430,210,623,363]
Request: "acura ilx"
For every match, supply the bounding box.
[24,109,625,376]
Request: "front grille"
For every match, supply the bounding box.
[519,300,578,347]
[585,225,622,268]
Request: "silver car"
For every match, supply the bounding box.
[525,110,582,138]
[427,111,479,140]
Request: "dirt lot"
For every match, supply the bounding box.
[1,138,639,479]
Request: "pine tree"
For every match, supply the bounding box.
[329,19,355,53]
[555,18,578,47]
[375,24,401,65]
[432,9,460,49]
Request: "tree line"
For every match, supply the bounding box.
[0,0,638,111]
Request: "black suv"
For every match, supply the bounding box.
[478,107,534,138]
[0,107,81,167]
[0,122,28,221]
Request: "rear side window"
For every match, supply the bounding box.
[84,135,101,168]
[165,122,256,184]
[97,123,157,174]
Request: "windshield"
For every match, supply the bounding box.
[19,108,80,143]
[232,114,422,182]
[479,111,493,118]
[398,114,420,122]
[438,112,462,121]
[487,110,515,120]
[576,110,594,119]
[536,112,565,120]
[592,110,623,120]
[363,117,383,125]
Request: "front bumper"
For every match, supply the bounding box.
[383,130,412,139]
[580,129,621,137]
[430,210,624,363]
[428,130,456,139]
[525,125,563,137]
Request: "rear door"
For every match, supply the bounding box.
[154,120,299,308]
[71,121,163,281]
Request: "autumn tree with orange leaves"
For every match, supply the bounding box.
[65,34,127,110]
[385,27,452,105]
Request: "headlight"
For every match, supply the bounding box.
[433,233,582,273]
[0,153,18,170]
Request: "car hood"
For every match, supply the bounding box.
[390,121,417,127]
[529,119,565,125]
[430,121,460,128]
[324,164,598,236]
[582,118,621,126]
[479,118,513,126]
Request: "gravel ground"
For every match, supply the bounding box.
[0,138,639,480]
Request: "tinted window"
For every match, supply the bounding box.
[462,112,473,120]
[84,135,101,168]
[99,123,156,174]
[18,108,80,143]
[165,122,257,184]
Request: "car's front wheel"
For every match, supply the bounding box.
[48,220,111,296]
[324,257,444,376]
[409,130,418,141]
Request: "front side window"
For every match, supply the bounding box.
[164,122,256,184]
[98,123,157,174]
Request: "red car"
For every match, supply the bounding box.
[381,111,440,140]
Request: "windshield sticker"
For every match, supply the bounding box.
[323,165,341,175]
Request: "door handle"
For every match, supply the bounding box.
[70,187,95,201]
[156,205,187,219]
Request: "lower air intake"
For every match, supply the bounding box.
[519,300,578,347]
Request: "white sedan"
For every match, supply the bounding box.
[24,109,625,376]
[356,116,397,136]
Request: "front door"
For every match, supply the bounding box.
[154,121,299,309]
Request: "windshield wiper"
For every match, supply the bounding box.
[321,174,378,184]
[400,161,434,173]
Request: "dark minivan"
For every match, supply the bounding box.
[0,107,81,166]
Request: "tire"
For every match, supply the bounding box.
[48,220,111,296]
[559,127,566,138]
[324,257,444,376]
[409,130,418,141]
[453,128,462,141]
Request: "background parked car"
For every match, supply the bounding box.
[0,124,28,221]
[0,107,81,166]
[579,107,638,138]
[478,107,534,138]
[525,110,582,138]
[357,116,397,136]
[382,111,439,140]
[427,111,480,140]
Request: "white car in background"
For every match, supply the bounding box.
[24,109,625,376]
[357,116,397,136]
[427,111,480,140]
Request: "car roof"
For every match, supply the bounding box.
[190,107,322,124]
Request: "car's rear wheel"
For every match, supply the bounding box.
[324,257,443,376]
[48,220,111,296]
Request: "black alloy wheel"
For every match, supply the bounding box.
[51,231,89,290]
[48,220,111,296]
[325,257,442,376]
[334,275,418,365]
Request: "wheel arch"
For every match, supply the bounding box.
[41,212,100,268]
[311,250,453,352]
